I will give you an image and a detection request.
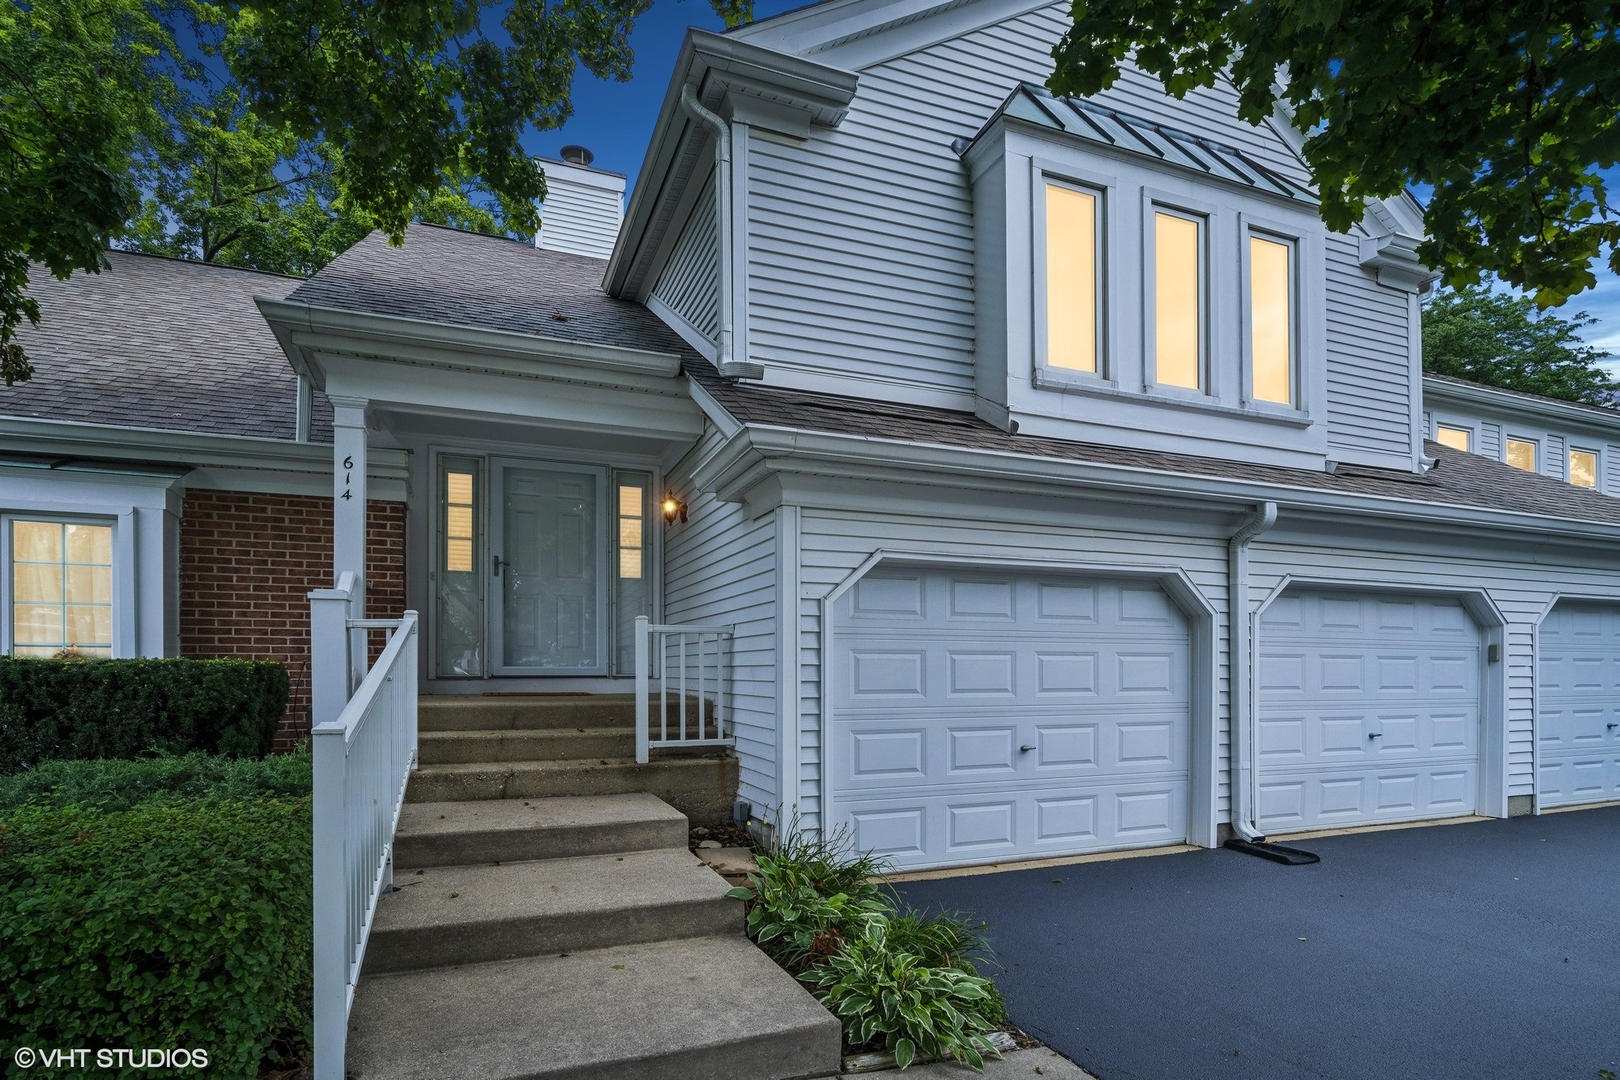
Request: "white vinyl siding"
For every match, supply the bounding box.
[649,176,722,348]
[663,425,778,812]
[1324,233,1413,463]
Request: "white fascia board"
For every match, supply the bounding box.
[729,0,1045,67]
[535,157,629,191]
[255,296,681,385]
[0,415,410,486]
[1423,376,1620,437]
[685,375,744,438]
[692,423,1620,551]
[605,29,857,298]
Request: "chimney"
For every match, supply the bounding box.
[535,147,626,261]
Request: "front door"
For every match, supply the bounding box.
[491,461,608,675]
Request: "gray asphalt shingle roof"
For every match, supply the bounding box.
[288,224,686,357]
[3,251,321,440]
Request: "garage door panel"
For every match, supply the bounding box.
[1258,590,1482,831]
[1537,602,1620,808]
[834,570,1191,869]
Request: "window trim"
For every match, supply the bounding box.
[2,513,120,658]
[1433,422,1475,453]
[1504,435,1540,474]
[1033,165,1117,384]
[1240,220,1302,412]
[1568,445,1601,489]
[1142,190,1214,397]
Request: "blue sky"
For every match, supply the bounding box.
[526,3,1620,364]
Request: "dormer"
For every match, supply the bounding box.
[963,85,1334,471]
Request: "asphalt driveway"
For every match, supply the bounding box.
[898,807,1620,1080]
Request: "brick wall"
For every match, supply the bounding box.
[179,490,406,749]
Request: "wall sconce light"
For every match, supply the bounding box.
[661,494,688,525]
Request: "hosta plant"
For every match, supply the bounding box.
[724,827,888,972]
[811,914,1003,1069]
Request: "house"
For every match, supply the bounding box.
[1424,372,1620,495]
[9,0,1620,879]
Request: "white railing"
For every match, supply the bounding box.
[634,615,734,764]
[310,571,419,1080]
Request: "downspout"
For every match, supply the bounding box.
[679,84,754,380]
[1228,501,1278,841]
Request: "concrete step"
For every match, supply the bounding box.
[347,935,842,1080]
[394,793,687,869]
[417,727,634,765]
[417,694,709,733]
[366,847,739,974]
[406,755,739,826]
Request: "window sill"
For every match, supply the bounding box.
[1033,368,1313,427]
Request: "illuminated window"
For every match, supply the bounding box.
[618,484,644,579]
[1570,448,1599,489]
[1505,438,1537,473]
[444,470,475,572]
[12,520,112,657]
[1248,234,1295,405]
[1153,211,1203,390]
[1045,182,1100,373]
[1435,425,1472,452]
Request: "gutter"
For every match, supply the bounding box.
[1227,502,1278,842]
[678,85,761,380]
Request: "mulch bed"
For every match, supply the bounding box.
[689,821,752,851]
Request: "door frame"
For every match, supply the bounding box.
[1251,574,1509,824]
[426,442,663,682]
[489,456,611,676]
[817,550,1221,860]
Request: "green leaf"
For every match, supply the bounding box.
[894,1038,916,1069]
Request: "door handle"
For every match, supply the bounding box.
[492,554,508,577]
[1020,744,1037,753]
[1368,732,1383,740]
[1608,723,1618,731]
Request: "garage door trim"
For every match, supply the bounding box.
[819,550,1222,861]
[1250,573,1508,830]
[1534,592,1620,812]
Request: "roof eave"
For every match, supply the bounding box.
[1423,375,1620,434]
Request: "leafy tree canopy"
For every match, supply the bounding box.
[2,0,752,384]
[1422,284,1619,407]
[1051,0,1620,307]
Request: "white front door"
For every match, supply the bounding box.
[1537,602,1620,808]
[490,461,608,675]
[830,568,1192,871]
[1256,590,1482,832]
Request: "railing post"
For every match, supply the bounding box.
[635,616,650,764]
[309,581,353,1080]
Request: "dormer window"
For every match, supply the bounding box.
[1434,424,1473,452]
[1150,209,1204,391]
[1569,448,1599,488]
[1505,437,1538,473]
[1043,180,1101,374]
[1247,233,1296,406]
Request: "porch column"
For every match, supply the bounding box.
[330,396,369,689]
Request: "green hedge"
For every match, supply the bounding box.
[0,797,313,1076]
[0,752,311,813]
[0,657,290,774]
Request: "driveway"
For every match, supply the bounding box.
[897,807,1620,1080]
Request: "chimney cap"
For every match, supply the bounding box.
[559,145,595,167]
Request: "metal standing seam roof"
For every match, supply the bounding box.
[962,83,1319,205]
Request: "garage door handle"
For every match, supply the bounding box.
[1609,723,1618,730]
[1020,744,1037,752]
[1368,732,1382,740]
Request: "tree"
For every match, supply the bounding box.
[121,85,511,277]
[2,0,752,384]
[1050,0,1620,307]
[1422,284,1619,407]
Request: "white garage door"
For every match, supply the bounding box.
[830,568,1191,871]
[1538,602,1620,808]
[1256,590,1481,832]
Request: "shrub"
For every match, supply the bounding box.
[0,751,311,813]
[0,796,313,1075]
[812,915,1002,1069]
[727,823,1007,1069]
[0,657,290,773]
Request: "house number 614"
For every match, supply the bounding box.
[341,455,354,500]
